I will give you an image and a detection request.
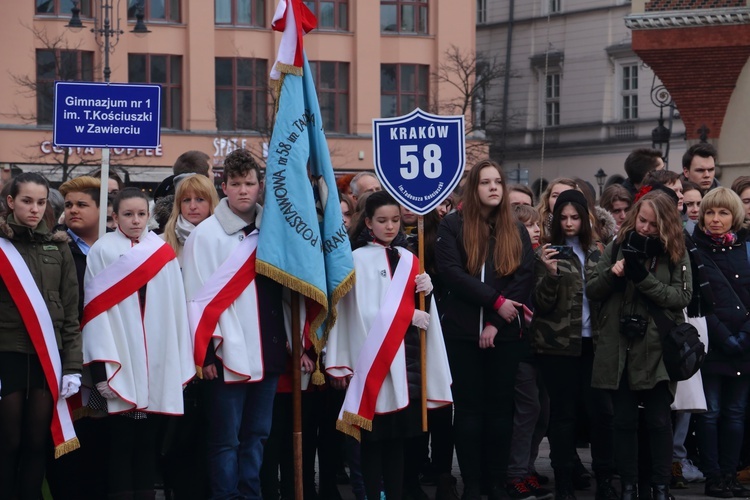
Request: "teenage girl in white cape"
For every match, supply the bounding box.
[326,191,452,500]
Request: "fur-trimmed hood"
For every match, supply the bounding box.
[0,215,68,243]
[595,206,617,244]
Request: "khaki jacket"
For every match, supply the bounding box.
[0,216,82,374]
[588,241,691,391]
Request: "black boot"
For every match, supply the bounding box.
[461,481,482,500]
[650,484,669,500]
[705,475,732,498]
[724,473,750,497]
[595,475,619,500]
[435,474,461,500]
[620,482,638,500]
[555,468,577,500]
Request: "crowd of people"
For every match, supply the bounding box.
[2,142,750,500]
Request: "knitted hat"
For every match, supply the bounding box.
[553,189,588,216]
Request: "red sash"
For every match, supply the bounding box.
[187,232,258,368]
[0,238,79,457]
[81,233,175,329]
[337,248,419,439]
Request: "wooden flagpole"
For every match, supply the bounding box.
[418,215,427,432]
[291,291,303,500]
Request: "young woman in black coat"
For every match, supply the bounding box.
[435,159,534,500]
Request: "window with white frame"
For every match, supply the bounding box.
[477,0,487,24]
[621,63,638,120]
[545,73,560,126]
[548,0,561,14]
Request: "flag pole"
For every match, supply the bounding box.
[291,291,303,500]
[418,215,427,432]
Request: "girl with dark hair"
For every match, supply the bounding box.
[589,191,692,500]
[82,187,194,498]
[327,191,451,500]
[435,160,535,500]
[0,172,82,498]
[533,190,616,500]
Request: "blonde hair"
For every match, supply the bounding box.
[699,187,746,233]
[58,176,101,202]
[617,191,686,263]
[163,175,219,252]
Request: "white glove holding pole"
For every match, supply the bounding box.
[412,310,430,330]
[95,381,117,400]
[59,373,82,399]
[415,273,433,295]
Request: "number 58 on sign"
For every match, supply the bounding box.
[373,108,465,216]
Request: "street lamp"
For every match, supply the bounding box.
[66,1,149,237]
[650,79,674,167]
[594,168,607,197]
[66,1,150,83]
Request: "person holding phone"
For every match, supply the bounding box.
[588,191,692,500]
[435,159,535,500]
[532,190,617,500]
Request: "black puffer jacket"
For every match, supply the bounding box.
[435,211,534,342]
[692,227,750,376]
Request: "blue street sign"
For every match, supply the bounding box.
[373,108,465,215]
[53,81,161,148]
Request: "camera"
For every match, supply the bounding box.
[620,314,648,339]
[550,245,575,259]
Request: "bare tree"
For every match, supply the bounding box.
[432,45,517,164]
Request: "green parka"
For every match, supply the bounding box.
[531,244,601,356]
[0,215,82,374]
[587,240,691,391]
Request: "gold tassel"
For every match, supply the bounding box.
[195,365,204,380]
[54,437,81,459]
[311,357,325,386]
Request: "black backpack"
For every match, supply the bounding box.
[610,242,705,381]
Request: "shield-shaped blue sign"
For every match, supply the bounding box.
[373,108,465,215]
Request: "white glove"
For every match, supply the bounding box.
[95,381,117,400]
[415,273,433,295]
[59,374,82,399]
[412,310,430,330]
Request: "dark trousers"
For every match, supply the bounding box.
[445,338,525,487]
[611,377,673,485]
[108,416,158,497]
[537,339,614,478]
[46,416,109,500]
[406,403,455,477]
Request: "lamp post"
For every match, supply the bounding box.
[594,168,607,197]
[649,79,674,168]
[66,0,149,236]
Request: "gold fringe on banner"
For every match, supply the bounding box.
[54,437,81,459]
[336,410,374,441]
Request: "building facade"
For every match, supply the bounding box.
[627,0,750,185]
[477,0,687,196]
[0,0,475,187]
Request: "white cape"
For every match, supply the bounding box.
[182,214,265,383]
[326,243,452,414]
[82,230,195,414]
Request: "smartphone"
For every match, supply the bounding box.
[549,245,575,259]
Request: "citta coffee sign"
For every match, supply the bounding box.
[40,141,163,157]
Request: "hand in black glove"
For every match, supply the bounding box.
[622,248,649,283]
